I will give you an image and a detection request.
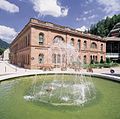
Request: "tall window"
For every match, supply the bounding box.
[91,42,97,49]
[52,54,61,64]
[52,54,56,63]
[70,38,74,46]
[39,54,44,64]
[83,55,86,64]
[77,40,81,51]
[28,34,30,46]
[95,56,97,62]
[39,33,44,44]
[84,41,87,49]
[25,36,28,47]
[90,55,92,62]
[62,54,65,63]
[57,54,61,63]
[101,44,103,51]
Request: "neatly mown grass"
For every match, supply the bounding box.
[0,75,120,119]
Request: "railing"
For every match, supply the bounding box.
[106,53,119,58]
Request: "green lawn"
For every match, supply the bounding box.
[0,75,120,119]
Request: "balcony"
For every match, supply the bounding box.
[106,53,120,58]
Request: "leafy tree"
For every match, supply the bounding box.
[89,14,120,37]
[0,48,5,55]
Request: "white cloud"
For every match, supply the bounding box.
[0,0,19,13]
[83,17,87,21]
[0,25,17,43]
[85,0,93,4]
[97,0,120,14]
[84,11,89,15]
[76,26,88,32]
[88,15,96,19]
[83,10,92,15]
[76,17,81,21]
[76,17,87,21]
[30,0,68,17]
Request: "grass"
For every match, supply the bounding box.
[0,75,120,119]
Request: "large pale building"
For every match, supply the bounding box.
[10,18,106,69]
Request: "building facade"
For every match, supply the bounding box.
[10,18,106,69]
[108,22,120,37]
[2,48,10,61]
[106,22,120,63]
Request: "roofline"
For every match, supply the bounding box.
[30,18,105,41]
[10,18,106,47]
[10,20,31,47]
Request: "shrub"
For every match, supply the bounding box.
[106,58,111,64]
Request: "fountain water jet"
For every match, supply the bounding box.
[24,39,96,106]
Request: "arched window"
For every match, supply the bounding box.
[52,54,56,63]
[101,44,103,51]
[77,39,81,51]
[91,42,97,49]
[90,55,92,62]
[57,54,61,63]
[83,55,87,64]
[39,54,44,64]
[53,36,64,43]
[70,38,74,46]
[62,54,65,63]
[95,56,97,62]
[84,41,87,49]
[39,33,44,44]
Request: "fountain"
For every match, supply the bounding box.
[24,37,96,106]
[24,74,96,106]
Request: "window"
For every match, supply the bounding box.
[90,55,92,62]
[52,54,56,63]
[84,41,87,49]
[27,54,30,65]
[53,36,64,43]
[39,33,44,44]
[28,34,30,46]
[95,56,97,62]
[83,55,86,64]
[91,42,97,49]
[77,40,81,51]
[52,54,61,64]
[62,54,65,63]
[100,56,104,63]
[101,44,103,51]
[57,54,61,63]
[25,36,28,47]
[39,54,44,64]
[70,38,74,46]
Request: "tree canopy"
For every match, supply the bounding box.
[89,14,120,37]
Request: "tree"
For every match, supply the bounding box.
[0,48,5,55]
[89,14,120,37]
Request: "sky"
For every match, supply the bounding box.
[0,0,120,43]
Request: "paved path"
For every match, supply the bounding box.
[0,61,120,82]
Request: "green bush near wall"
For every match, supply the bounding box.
[83,63,119,69]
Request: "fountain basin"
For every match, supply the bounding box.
[0,75,120,119]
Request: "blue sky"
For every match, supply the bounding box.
[0,0,120,43]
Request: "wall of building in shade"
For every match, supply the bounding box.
[10,18,106,69]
